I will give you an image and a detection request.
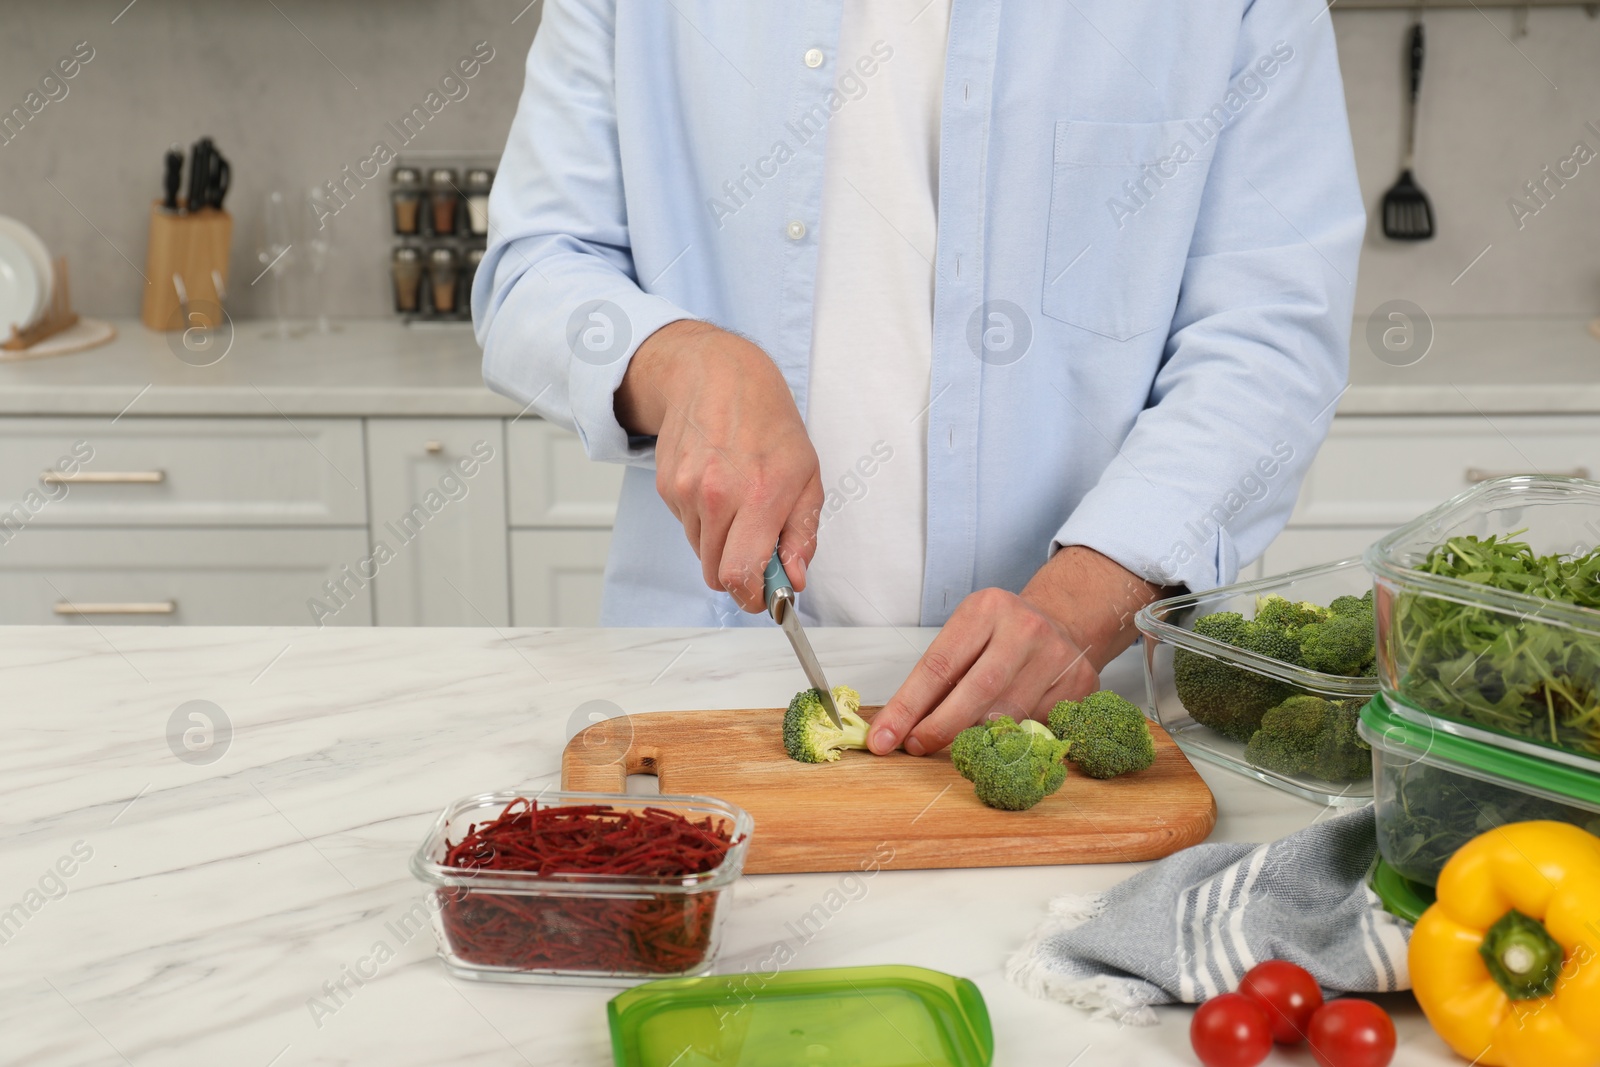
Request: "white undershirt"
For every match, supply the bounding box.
[803,0,950,627]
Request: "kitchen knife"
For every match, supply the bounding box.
[763,547,840,727]
[208,151,231,210]
[186,137,213,213]
[161,145,184,212]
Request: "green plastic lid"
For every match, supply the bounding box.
[607,964,994,1067]
[1370,858,1435,925]
[1359,694,1600,811]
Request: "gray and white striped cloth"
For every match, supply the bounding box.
[1007,806,1411,1026]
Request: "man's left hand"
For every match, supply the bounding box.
[866,546,1170,756]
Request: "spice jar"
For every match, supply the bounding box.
[462,247,485,316]
[392,245,423,313]
[428,247,460,315]
[464,169,493,237]
[428,168,460,236]
[391,167,423,236]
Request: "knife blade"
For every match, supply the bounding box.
[763,548,840,727]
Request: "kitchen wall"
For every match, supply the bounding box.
[1,3,1597,322]
[0,0,540,322]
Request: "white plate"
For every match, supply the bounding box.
[0,234,42,335]
[0,217,53,327]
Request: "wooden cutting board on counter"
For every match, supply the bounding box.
[561,707,1217,875]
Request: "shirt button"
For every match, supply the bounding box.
[804,48,825,68]
[786,220,807,240]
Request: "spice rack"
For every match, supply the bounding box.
[389,155,493,324]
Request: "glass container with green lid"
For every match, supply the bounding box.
[1359,693,1600,888]
[608,965,994,1067]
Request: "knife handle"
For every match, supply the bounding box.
[763,547,790,619]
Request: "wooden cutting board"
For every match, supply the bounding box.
[561,708,1216,874]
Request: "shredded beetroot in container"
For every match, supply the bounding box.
[437,798,734,975]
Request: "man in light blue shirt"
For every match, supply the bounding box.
[474,1,1364,757]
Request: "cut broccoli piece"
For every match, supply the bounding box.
[1243,694,1371,782]
[1047,690,1156,779]
[950,717,1072,811]
[782,685,870,763]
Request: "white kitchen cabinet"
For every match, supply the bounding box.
[507,418,627,527]
[0,527,373,625]
[1255,527,1394,576]
[510,529,613,626]
[364,419,510,627]
[1289,415,1599,527]
[0,417,367,526]
[1255,413,1600,579]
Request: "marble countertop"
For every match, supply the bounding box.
[0,315,1593,419]
[0,320,519,418]
[1,624,1459,1066]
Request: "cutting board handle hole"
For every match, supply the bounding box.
[624,772,661,796]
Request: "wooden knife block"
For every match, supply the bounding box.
[140,202,232,331]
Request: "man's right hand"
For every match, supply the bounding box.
[614,320,823,613]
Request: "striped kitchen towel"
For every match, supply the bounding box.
[1006,806,1411,1026]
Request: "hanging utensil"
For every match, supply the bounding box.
[1382,21,1435,241]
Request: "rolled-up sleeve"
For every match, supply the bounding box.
[471,0,689,466]
[1053,3,1365,593]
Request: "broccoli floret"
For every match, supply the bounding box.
[1243,695,1371,782]
[950,717,1072,811]
[783,685,870,763]
[1047,690,1156,779]
[1252,594,1330,632]
[1173,644,1298,742]
[1298,611,1376,676]
[1328,589,1374,619]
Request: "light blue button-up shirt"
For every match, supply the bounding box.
[474,1,1364,627]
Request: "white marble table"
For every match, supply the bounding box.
[1,625,1457,1065]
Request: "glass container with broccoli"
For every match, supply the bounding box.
[1137,558,1380,805]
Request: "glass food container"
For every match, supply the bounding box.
[1365,475,1600,768]
[1136,557,1379,805]
[1359,693,1600,887]
[410,791,752,986]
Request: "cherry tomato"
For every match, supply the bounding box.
[1238,959,1324,1044]
[1306,998,1397,1067]
[1190,992,1273,1067]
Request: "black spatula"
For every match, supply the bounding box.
[1383,22,1435,241]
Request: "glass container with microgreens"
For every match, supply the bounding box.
[1365,475,1600,767]
[410,791,752,985]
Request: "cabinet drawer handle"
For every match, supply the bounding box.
[40,470,167,485]
[54,600,177,616]
[424,440,444,454]
[1465,466,1591,484]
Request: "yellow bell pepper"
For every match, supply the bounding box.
[1410,821,1600,1067]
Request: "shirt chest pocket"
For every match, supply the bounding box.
[1042,119,1217,342]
